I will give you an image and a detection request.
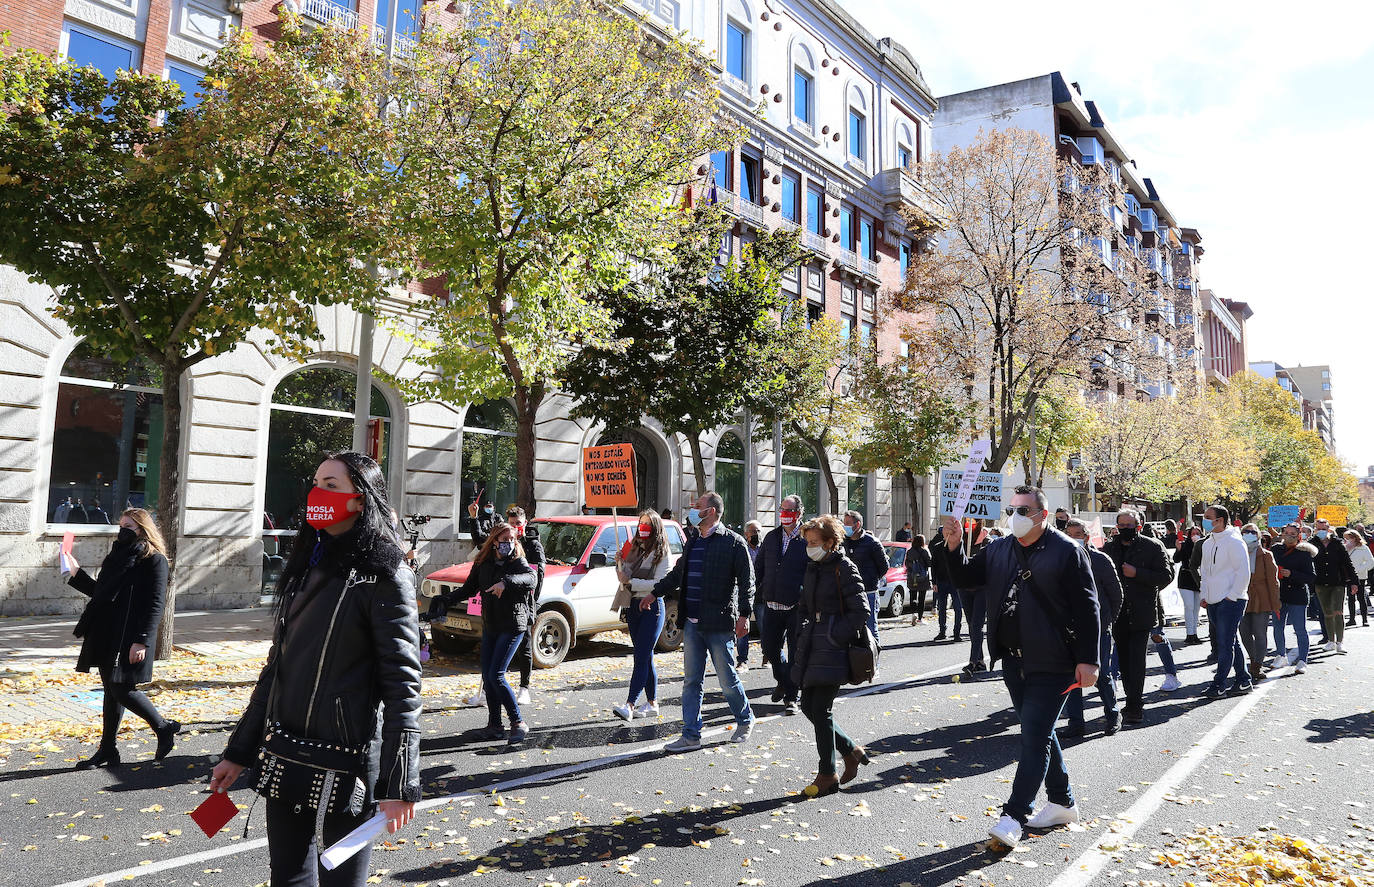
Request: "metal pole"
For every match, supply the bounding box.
[352,0,401,455]
[1088,470,1097,514]
[1027,422,1038,486]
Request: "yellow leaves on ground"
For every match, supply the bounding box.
[1153,829,1374,887]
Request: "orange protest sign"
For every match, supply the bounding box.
[583,444,638,509]
[1315,505,1348,526]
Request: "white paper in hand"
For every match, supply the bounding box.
[320,812,387,871]
[59,553,71,576]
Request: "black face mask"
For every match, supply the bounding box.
[116,526,139,547]
[1117,527,1138,543]
[1055,518,1068,530]
[747,534,759,546]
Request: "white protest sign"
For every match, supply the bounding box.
[939,469,1005,519]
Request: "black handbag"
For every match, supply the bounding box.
[836,564,879,685]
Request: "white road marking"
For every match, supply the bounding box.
[1049,681,1276,887]
[47,658,964,887]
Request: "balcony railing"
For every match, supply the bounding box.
[876,168,943,226]
[372,27,417,58]
[715,187,766,226]
[802,230,829,254]
[301,0,360,29]
[836,248,860,271]
[858,257,880,279]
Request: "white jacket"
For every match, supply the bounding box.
[1349,544,1374,579]
[1200,525,1251,605]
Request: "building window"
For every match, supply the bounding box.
[62,24,138,81]
[780,171,800,223]
[840,206,854,251]
[375,0,421,36]
[846,472,868,525]
[780,434,821,514]
[715,432,747,528]
[899,240,912,278]
[724,20,748,83]
[848,110,866,163]
[48,342,164,526]
[739,152,761,204]
[461,399,518,518]
[806,187,823,235]
[860,218,875,261]
[709,150,731,192]
[897,143,912,169]
[806,265,824,305]
[793,68,814,125]
[841,282,856,309]
[166,64,204,110]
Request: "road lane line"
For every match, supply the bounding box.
[1049,680,1276,887]
[49,657,964,887]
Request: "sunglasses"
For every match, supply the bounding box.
[1004,506,1040,517]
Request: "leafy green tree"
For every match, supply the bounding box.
[1008,377,1098,488]
[0,23,402,652]
[391,0,731,513]
[563,210,803,493]
[849,349,968,531]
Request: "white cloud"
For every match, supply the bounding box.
[853,0,1374,473]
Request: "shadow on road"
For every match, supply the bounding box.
[1304,710,1374,743]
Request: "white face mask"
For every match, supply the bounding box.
[1009,512,1040,539]
[1242,533,1259,545]
[806,545,827,562]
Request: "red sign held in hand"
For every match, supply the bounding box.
[190,791,239,838]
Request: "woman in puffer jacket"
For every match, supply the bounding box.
[791,515,872,797]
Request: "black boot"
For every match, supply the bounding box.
[76,746,121,771]
[155,721,181,761]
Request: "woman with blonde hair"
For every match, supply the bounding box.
[1343,529,1373,628]
[64,508,178,769]
[791,514,872,796]
[612,510,673,720]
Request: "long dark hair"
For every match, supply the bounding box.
[277,451,400,593]
[629,509,669,565]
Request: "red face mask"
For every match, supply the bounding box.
[306,486,360,530]
[638,524,653,538]
[780,511,799,525]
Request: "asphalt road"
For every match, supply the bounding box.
[4,614,1372,887]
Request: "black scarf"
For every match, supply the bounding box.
[73,538,145,638]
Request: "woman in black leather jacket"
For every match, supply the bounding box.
[452,521,536,744]
[209,452,422,887]
[792,515,872,797]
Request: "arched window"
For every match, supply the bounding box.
[780,434,820,516]
[721,0,752,91]
[461,400,518,515]
[846,472,869,525]
[846,84,869,167]
[264,366,393,532]
[48,341,164,525]
[790,40,816,130]
[895,121,915,171]
[715,432,747,528]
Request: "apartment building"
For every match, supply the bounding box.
[0,0,935,614]
[1199,290,1253,386]
[1284,365,1336,451]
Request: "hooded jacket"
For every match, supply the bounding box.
[1200,526,1251,605]
[1271,541,1318,607]
[792,550,869,688]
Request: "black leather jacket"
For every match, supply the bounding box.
[224,547,423,805]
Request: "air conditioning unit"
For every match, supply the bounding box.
[1077,137,1103,165]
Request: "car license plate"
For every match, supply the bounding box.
[445,616,472,631]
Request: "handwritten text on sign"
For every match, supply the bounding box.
[582,444,639,509]
[939,469,1004,519]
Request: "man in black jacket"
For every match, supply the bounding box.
[843,511,889,640]
[944,485,1100,849]
[928,531,964,641]
[1103,510,1172,725]
[1063,519,1122,736]
[754,495,809,713]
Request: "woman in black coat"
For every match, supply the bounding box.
[451,521,536,745]
[791,515,872,797]
[65,507,178,770]
[209,452,422,886]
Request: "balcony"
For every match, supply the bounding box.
[858,257,880,279]
[802,229,829,254]
[372,27,417,58]
[301,0,360,29]
[836,248,860,272]
[875,168,943,227]
[716,188,766,227]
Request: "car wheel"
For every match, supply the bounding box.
[655,600,683,652]
[532,609,572,669]
[887,587,906,618]
[430,626,477,656]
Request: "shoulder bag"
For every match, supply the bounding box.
[836,563,879,685]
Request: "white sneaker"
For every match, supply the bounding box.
[664,734,702,752]
[735,661,749,673]
[1336,642,1345,654]
[1026,802,1079,829]
[634,702,659,718]
[516,687,532,705]
[1160,674,1182,692]
[1323,642,1337,653]
[988,814,1023,848]
[1270,655,1287,669]
[612,702,634,721]
[730,720,755,744]
[1294,660,1307,673]
[464,688,485,707]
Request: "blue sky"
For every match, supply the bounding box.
[857,0,1374,477]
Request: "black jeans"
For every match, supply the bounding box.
[912,577,930,618]
[97,664,167,749]
[799,684,856,776]
[760,605,799,703]
[265,797,376,887]
[934,581,963,635]
[1112,626,1150,713]
[957,587,986,664]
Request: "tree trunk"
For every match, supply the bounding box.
[791,424,837,512]
[153,365,184,661]
[686,433,707,496]
[903,469,921,532]
[512,384,542,517]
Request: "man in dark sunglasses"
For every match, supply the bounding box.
[942,485,1101,850]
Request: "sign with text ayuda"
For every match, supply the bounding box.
[939,468,1004,519]
[582,444,638,509]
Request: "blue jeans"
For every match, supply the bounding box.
[935,581,963,635]
[1064,631,1117,725]
[1002,656,1075,825]
[1207,598,1248,691]
[1276,602,1310,662]
[1152,626,1177,674]
[760,605,799,703]
[680,620,753,740]
[626,597,665,705]
[481,630,524,728]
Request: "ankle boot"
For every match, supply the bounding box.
[803,773,840,797]
[155,721,181,761]
[840,747,871,785]
[76,746,121,771]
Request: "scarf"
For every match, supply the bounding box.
[1245,538,1259,572]
[73,538,144,638]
